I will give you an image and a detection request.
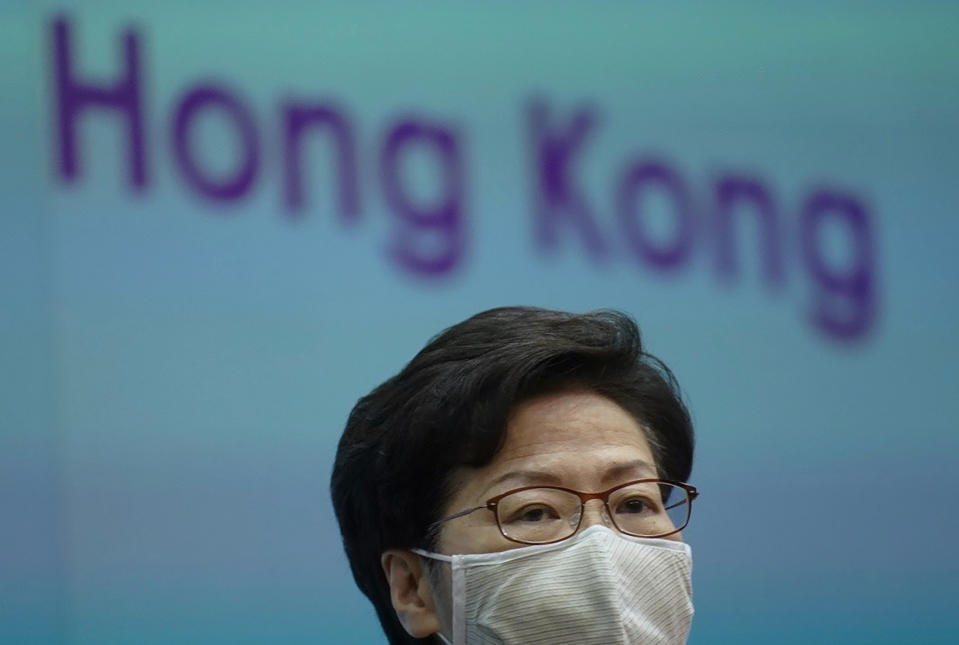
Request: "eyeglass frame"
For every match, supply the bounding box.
[428,478,700,545]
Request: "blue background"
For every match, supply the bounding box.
[2,2,958,643]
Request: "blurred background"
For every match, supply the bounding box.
[2,1,958,643]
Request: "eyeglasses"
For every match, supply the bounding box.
[430,479,699,545]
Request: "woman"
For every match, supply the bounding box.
[331,306,697,644]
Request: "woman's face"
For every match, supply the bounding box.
[436,388,674,556]
[380,388,678,639]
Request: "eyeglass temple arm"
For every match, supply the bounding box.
[431,504,487,528]
[664,489,698,511]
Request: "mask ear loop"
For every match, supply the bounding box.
[411,548,451,562]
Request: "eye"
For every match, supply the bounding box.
[510,505,560,523]
[616,496,654,515]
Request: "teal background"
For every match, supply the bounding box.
[2,1,958,643]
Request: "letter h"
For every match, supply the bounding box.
[52,16,146,189]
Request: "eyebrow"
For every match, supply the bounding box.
[600,459,658,485]
[482,459,659,498]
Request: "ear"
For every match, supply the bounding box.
[381,549,443,638]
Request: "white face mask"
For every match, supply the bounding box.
[413,524,694,645]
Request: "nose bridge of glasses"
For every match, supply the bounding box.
[577,497,612,530]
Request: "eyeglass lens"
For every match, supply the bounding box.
[496,482,690,544]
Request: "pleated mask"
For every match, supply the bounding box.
[413,524,693,645]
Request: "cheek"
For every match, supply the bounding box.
[426,559,453,629]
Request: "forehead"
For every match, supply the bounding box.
[453,389,658,502]
[505,389,653,458]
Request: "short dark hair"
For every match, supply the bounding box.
[330,306,695,644]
